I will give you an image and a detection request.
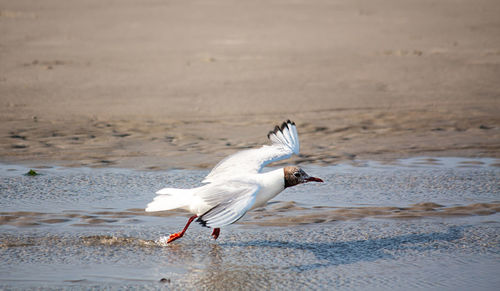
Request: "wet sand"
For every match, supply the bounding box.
[1,0,500,169]
[1,158,499,289]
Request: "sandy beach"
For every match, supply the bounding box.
[1,0,499,169]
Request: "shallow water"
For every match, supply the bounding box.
[1,157,499,290]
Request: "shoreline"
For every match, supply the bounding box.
[1,152,499,171]
[2,106,499,170]
[1,155,498,173]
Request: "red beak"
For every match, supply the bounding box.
[306,176,324,183]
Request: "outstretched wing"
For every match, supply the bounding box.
[203,120,300,183]
[195,181,260,228]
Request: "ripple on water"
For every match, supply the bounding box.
[0,158,499,289]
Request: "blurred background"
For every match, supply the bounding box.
[1,0,499,169]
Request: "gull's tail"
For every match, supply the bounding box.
[145,188,193,212]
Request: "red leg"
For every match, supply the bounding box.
[211,228,220,240]
[167,215,198,243]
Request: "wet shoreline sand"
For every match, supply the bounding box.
[2,201,499,229]
[2,107,499,170]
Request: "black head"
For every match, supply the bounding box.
[283,166,323,188]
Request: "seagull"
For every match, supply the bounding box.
[145,120,323,243]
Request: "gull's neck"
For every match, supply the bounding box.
[258,168,285,186]
[251,168,286,209]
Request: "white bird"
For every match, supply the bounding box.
[145,120,323,243]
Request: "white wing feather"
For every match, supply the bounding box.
[195,181,260,228]
[203,120,300,183]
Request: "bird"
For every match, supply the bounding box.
[145,120,323,243]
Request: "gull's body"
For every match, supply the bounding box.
[145,120,323,242]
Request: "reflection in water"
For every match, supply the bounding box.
[1,216,498,289]
[154,225,472,290]
[180,244,274,290]
[220,226,464,272]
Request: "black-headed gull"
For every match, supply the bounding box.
[145,120,323,243]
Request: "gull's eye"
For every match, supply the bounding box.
[294,172,301,178]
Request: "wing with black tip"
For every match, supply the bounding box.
[202,120,300,183]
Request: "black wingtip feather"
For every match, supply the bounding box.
[196,216,209,228]
[196,205,219,228]
[267,120,295,140]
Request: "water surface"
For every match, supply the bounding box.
[1,157,499,290]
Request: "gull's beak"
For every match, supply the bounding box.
[306,176,324,183]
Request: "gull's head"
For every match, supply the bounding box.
[284,166,324,188]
